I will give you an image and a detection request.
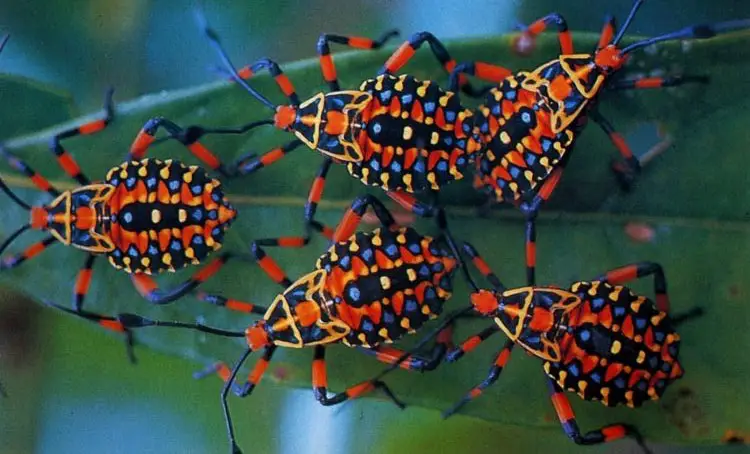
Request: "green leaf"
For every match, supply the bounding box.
[0,74,77,138]
[1,32,748,446]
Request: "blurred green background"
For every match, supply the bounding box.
[2,1,750,453]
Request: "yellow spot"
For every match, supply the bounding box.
[395,146,404,155]
[147,193,157,203]
[206,236,215,247]
[430,132,439,145]
[647,386,657,397]
[578,380,588,393]
[611,324,620,332]
[394,77,404,91]
[396,233,406,244]
[600,387,610,397]
[358,332,368,343]
[140,257,150,268]
[380,172,390,187]
[185,247,195,259]
[151,209,162,224]
[416,84,427,97]
[170,194,180,204]
[183,171,193,183]
[370,265,378,273]
[119,169,128,179]
[421,305,431,315]
[402,126,413,140]
[403,174,413,191]
[123,257,131,266]
[407,269,417,281]
[375,78,384,91]
[349,242,360,252]
[400,318,410,330]
[424,117,434,125]
[539,156,550,168]
[486,150,496,161]
[160,166,170,179]
[543,362,551,374]
[625,390,634,403]
[401,111,409,119]
[171,228,181,238]
[558,370,568,382]
[610,340,622,354]
[623,366,632,373]
[439,95,450,107]
[599,358,608,366]
[634,335,642,342]
[523,170,534,183]
[499,131,511,144]
[571,282,581,292]
[138,166,148,177]
[378,327,389,339]
[372,235,382,247]
[162,253,172,265]
[609,287,622,301]
[636,350,646,363]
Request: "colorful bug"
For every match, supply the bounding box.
[158,12,485,253]
[384,242,701,450]
[444,1,750,285]
[0,91,238,358]
[49,194,467,453]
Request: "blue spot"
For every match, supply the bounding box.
[372,123,382,134]
[191,184,202,195]
[491,104,501,116]
[123,212,133,224]
[521,112,532,123]
[505,90,516,100]
[383,312,394,324]
[565,99,578,111]
[498,179,507,188]
[339,255,351,269]
[113,249,121,257]
[649,356,659,368]
[370,160,380,171]
[331,97,345,107]
[424,287,436,300]
[148,245,158,255]
[385,244,398,257]
[211,192,220,202]
[668,345,678,356]
[126,177,136,188]
[327,138,339,149]
[456,139,466,149]
[436,161,448,172]
[579,329,591,342]
[379,90,392,103]
[192,210,203,221]
[424,102,435,113]
[662,362,671,372]
[390,161,402,172]
[541,139,552,152]
[431,262,444,272]
[193,236,204,245]
[348,286,361,301]
[212,227,220,236]
[656,379,665,388]
[362,320,373,332]
[614,306,626,317]
[405,300,417,312]
[147,177,157,188]
[635,318,647,329]
[509,167,520,178]
[591,298,605,309]
[171,241,181,251]
[79,193,91,203]
[109,178,119,186]
[443,136,453,146]
[445,111,456,122]
[79,233,91,242]
[408,243,421,254]
[208,210,218,220]
[614,378,626,389]
[480,123,489,133]
[456,157,466,166]
[419,264,430,276]
[413,160,425,173]
[128,247,138,257]
[654,331,665,342]
[169,180,180,191]
[542,67,556,79]
[568,363,580,377]
[401,93,413,105]
[525,154,536,166]
[526,336,540,345]
[590,372,602,384]
[362,248,373,262]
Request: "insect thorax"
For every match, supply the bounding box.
[103,159,236,275]
[346,74,479,193]
[316,226,456,348]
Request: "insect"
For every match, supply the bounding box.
[0,90,237,359]
[165,12,485,252]
[47,194,469,453]
[385,242,701,451]
[445,0,750,285]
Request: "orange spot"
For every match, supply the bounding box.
[74,206,95,230]
[474,62,512,82]
[392,292,404,315]
[29,207,48,229]
[346,381,374,399]
[158,229,171,252]
[410,100,424,122]
[607,266,637,284]
[275,74,295,97]
[295,301,321,327]
[621,316,634,339]
[598,305,613,327]
[604,363,623,382]
[602,425,627,441]
[383,42,414,73]
[469,388,482,399]
[188,143,221,170]
[320,55,336,83]
[132,274,157,297]
[245,324,270,350]
[137,231,149,254]
[551,393,574,422]
[30,174,52,192]
[181,225,200,249]
[581,355,598,374]
[99,319,126,333]
[312,358,327,388]
[74,268,93,295]
[24,241,46,259]
[528,307,553,332]
[79,119,106,135]
[308,176,325,204]
[374,249,393,269]
[194,259,223,282]
[57,153,81,177]
[261,148,285,166]
[470,290,498,315]
[130,131,155,159]
[274,105,296,129]
[548,75,573,100]
[505,151,526,168]
[248,359,269,385]
[156,181,170,203]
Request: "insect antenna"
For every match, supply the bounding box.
[622,18,750,55]
[611,0,646,46]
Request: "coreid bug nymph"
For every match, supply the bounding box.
[0,91,237,359]
[445,1,750,285]
[48,194,476,453]
[384,242,702,451]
